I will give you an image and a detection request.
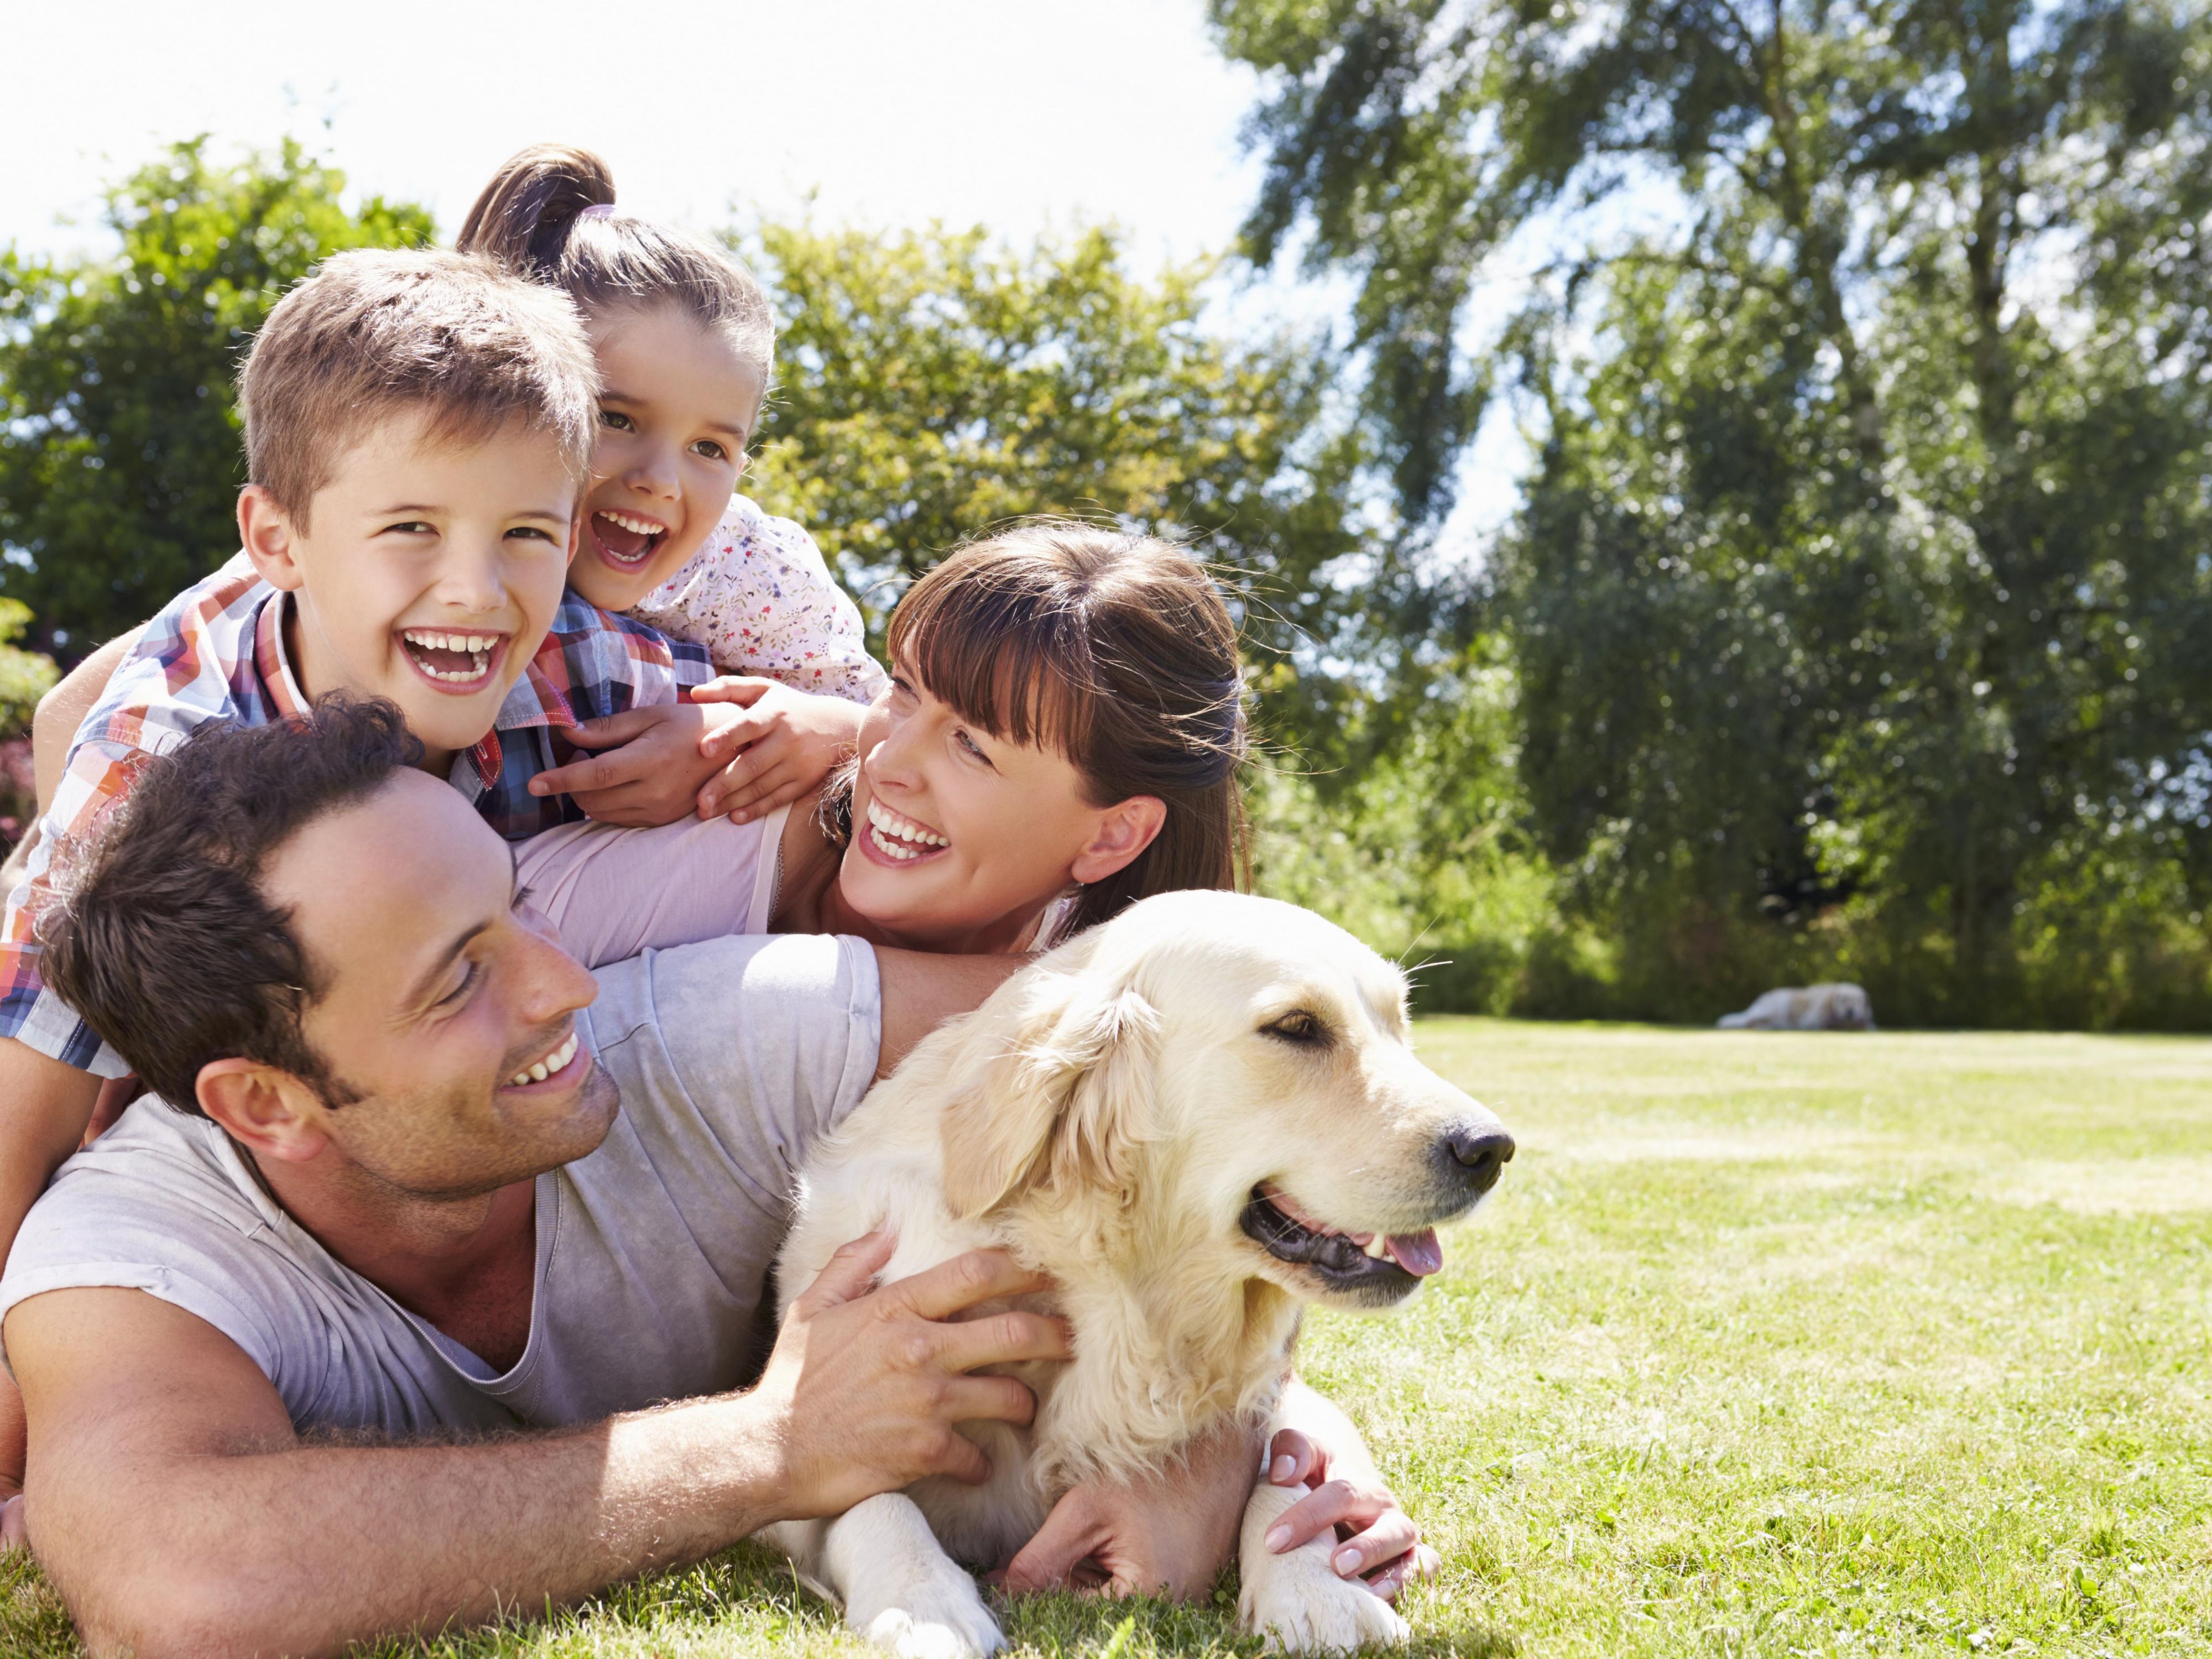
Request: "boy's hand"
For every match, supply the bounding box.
[527,703,728,828]
[690,677,868,825]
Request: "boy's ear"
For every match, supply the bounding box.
[1069,796,1166,888]
[196,1058,332,1165]
[237,486,306,593]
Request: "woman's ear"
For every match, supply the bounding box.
[1070,796,1166,888]
[237,486,306,593]
[196,1058,332,1165]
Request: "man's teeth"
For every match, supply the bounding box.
[508,1031,579,1087]
[865,799,948,860]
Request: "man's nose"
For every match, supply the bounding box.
[1439,1120,1516,1194]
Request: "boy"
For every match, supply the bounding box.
[0,249,729,1488]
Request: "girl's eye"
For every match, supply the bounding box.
[598,409,634,431]
[692,439,728,462]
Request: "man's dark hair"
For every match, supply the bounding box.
[41,695,422,1116]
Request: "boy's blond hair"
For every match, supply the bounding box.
[238,248,599,526]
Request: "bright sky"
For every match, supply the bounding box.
[5,0,1263,265]
[7,0,1527,543]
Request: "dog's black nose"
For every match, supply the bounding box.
[1444,1124,1516,1193]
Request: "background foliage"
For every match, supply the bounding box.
[6,30,2210,1026]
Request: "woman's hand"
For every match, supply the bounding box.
[1260,1426,1438,1601]
[690,677,868,824]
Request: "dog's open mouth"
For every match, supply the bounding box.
[1240,1182,1444,1293]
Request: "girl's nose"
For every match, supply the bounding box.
[627,440,681,499]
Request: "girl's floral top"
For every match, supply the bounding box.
[629,495,888,705]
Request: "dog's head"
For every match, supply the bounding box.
[938,891,1512,1312]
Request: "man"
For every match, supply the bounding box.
[0,696,1265,1657]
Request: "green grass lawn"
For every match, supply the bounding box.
[6,1022,2209,1656]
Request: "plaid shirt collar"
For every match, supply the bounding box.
[252,592,597,792]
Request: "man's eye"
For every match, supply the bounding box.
[440,963,480,1008]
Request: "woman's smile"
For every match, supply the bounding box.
[860,796,951,867]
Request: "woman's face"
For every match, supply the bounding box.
[837,664,1162,951]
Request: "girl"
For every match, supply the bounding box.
[457,143,885,826]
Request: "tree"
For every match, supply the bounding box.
[0,139,431,656]
[732,219,1395,762]
[1215,0,2212,1024]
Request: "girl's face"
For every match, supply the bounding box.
[838,664,1165,952]
[568,302,766,613]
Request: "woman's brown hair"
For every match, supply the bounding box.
[455,144,775,399]
[885,521,1250,940]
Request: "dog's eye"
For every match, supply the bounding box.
[1261,1010,1328,1046]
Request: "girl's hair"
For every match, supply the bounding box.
[455,144,775,397]
[885,521,1250,940]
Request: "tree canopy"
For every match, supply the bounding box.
[1215,0,2212,1024]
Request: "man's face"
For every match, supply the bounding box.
[262,411,578,769]
[260,771,615,1198]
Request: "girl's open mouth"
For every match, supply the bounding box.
[860,797,950,867]
[591,509,669,571]
[398,628,507,693]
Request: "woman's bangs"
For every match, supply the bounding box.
[891,578,1091,758]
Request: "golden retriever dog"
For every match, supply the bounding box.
[1717,982,1875,1030]
[763,890,1514,1656]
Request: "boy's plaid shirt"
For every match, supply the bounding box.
[0,556,711,1074]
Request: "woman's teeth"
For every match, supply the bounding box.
[508,1031,579,1087]
[401,629,498,682]
[865,798,948,861]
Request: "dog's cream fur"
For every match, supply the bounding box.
[762,890,1510,1656]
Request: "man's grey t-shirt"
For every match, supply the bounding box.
[0,933,880,1435]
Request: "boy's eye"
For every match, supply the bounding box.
[383,521,435,536]
[598,409,634,431]
[505,526,559,544]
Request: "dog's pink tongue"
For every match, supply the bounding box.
[1386,1229,1443,1277]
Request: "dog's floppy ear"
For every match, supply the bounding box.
[940,966,1159,1220]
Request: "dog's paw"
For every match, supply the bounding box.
[1240,1557,1412,1655]
[849,1572,1004,1659]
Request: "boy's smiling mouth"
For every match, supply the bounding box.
[398,628,508,692]
[591,508,669,571]
[862,797,950,867]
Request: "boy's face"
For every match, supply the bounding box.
[239,411,578,767]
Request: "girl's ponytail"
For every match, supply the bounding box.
[456,144,618,275]
[456,144,774,401]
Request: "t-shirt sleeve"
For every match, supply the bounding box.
[580,933,881,1213]
[515,811,785,969]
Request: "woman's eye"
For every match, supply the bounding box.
[956,731,993,765]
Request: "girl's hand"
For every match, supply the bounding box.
[1261,1428,1439,1602]
[690,677,868,824]
[528,703,725,828]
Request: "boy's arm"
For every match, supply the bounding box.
[32,628,143,815]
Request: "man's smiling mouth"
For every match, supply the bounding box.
[864,798,949,864]
[592,509,667,569]
[505,1030,580,1089]
[399,629,505,689]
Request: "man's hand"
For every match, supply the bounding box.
[526,703,732,827]
[999,1416,1260,1600]
[690,677,868,824]
[1258,1425,1438,1602]
[750,1230,1072,1521]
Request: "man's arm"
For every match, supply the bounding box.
[13,1234,1070,1659]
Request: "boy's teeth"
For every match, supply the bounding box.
[402,630,498,682]
[508,1031,579,1088]
[864,799,948,849]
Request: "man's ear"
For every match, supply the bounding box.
[195,1058,331,1164]
[1068,796,1166,888]
[237,486,306,593]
